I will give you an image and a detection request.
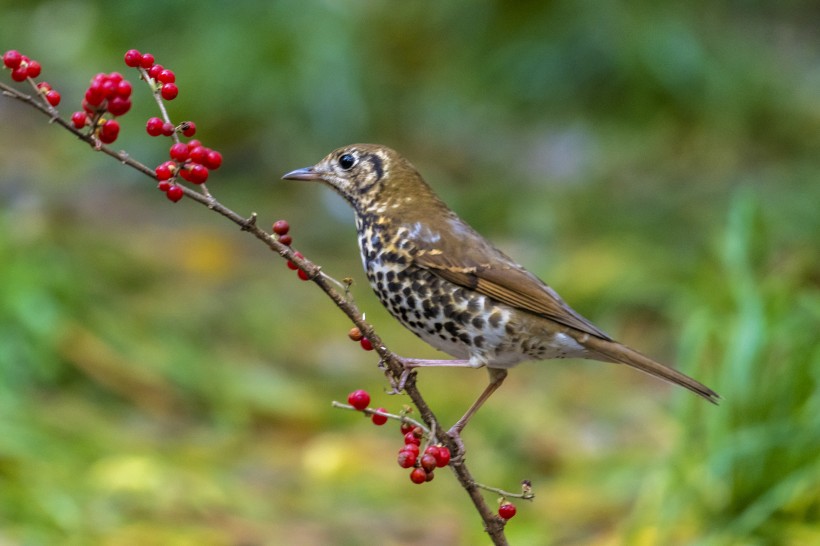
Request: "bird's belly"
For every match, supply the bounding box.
[363,259,587,368]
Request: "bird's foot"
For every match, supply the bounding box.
[381,357,417,394]
[445,426,467,464]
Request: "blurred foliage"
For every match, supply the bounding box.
[1,1,818,544]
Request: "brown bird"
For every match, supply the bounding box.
[283,144,719,443]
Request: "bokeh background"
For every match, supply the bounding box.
[1,1,818,545]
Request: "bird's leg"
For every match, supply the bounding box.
[388,357,473,393]
[402,358,473,368]
[447,368,508,458]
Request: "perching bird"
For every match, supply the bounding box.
[283,144,719,442]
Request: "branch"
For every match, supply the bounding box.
[1,71,511,544]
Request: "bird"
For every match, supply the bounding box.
[282,144,719,444]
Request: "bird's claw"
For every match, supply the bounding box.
[383,359,415,394]
[445,426,467,464]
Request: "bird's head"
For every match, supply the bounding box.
[282,143,433,214]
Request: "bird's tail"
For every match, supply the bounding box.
[577,334,720,404]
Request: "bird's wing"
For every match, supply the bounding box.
[410,217,611,340]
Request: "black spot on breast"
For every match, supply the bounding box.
[411,280,428,297]
[471,317,485,329]
[444,321,459,336]
[423,299,437,319]
[488,311,503,328]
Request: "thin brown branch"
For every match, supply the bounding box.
[1,79,510,545]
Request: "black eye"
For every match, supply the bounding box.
[339,153,356,170]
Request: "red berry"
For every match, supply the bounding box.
[188,145,207,164]
[347,389,371,410]
[98,119,120,144]
[425,470,435,482]
[404,431,421,446]
[11,66,28,82]
[402,443,420,457]
[108,71,123,84]
[157,180,171,192]
[140,53,155,69]
[148,64,163,79]
[155,162,173,181]
[187,164,209,184]
[161,122,175,136]
[45,89,61,106]
[400,422,415,435]
[371,407,388,426]
[420,453,437,473]
[124,49,142,67]
[3,50,23,69]
[204,150,222,170]
[397,449,417,468]
[273,219,290,235]
[180,121,196,137]
[70,111,87,129]
[166,184,184,202]
[107,96,131,116]
[25,60,41,79]
[409,468,428,484]
[85,85,105,107]
[146,117,164,136]
[279,234,293,246]
[297,268,309,281]
[360,338,374,351]
[169,142,189,162]
[433,446,451,468]
[116,80,132,98]
[157,68,175,84]
[347,327,363,342]
[498,502,517,520]
[286,251,303,270]
[160,83,178,100]
[36,82,51,92]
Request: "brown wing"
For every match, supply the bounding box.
[409,215,611,341]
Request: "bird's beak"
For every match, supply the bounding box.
[281,166,322,181]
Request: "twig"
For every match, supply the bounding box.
[1,77,511,545]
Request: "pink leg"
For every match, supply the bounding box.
[402,358,472,368]
[388,357,473,393]
[447,368,508,458]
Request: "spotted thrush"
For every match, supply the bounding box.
[283,144,719,440]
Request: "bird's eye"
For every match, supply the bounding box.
[338,153,356,170]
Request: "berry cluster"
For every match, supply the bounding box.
[347,326,374,352]
[345,389,451,485]
[3,50,59,109]
[69,71,133,144]
[276,220,313,281]
[122,49,223,202]
[3,50,41,82]
[124,49,178,101]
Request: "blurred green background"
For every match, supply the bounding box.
[1,1,818,545]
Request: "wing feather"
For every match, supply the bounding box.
[411,222,611,341]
